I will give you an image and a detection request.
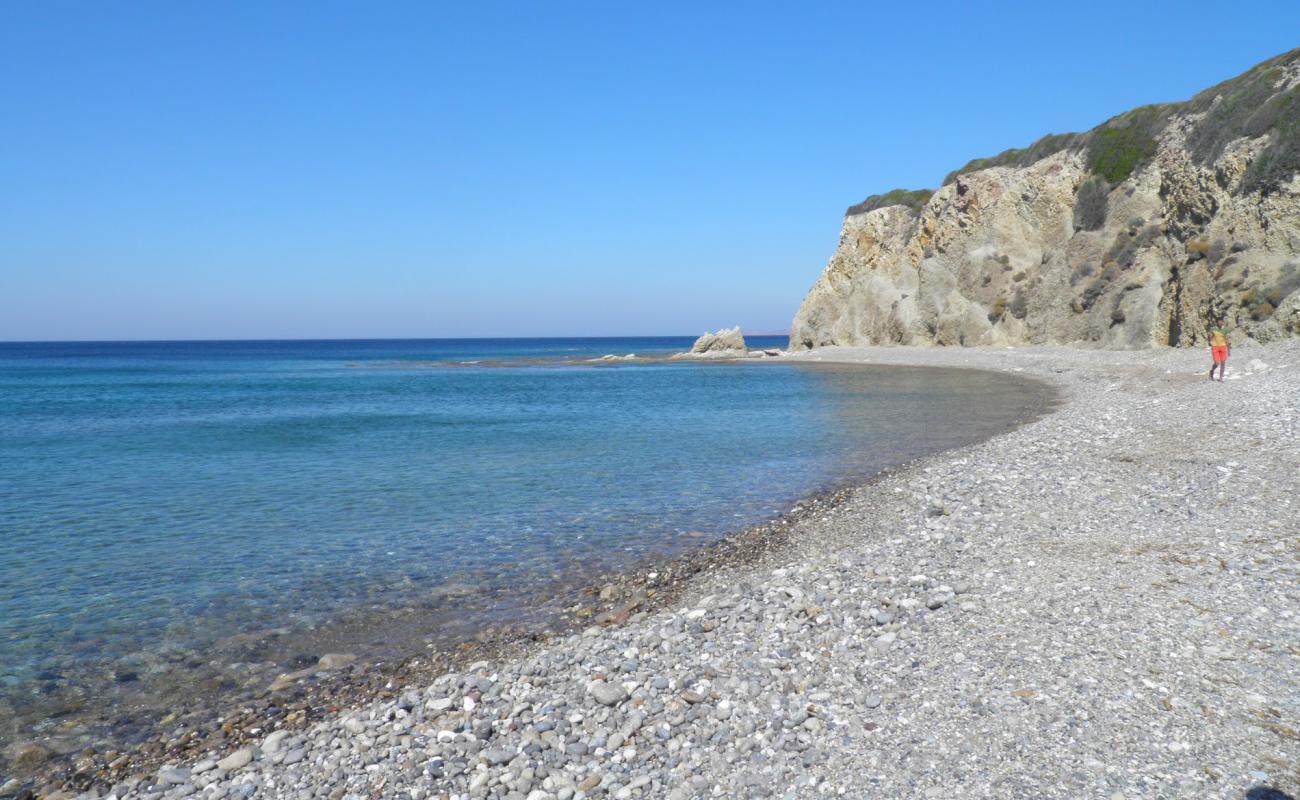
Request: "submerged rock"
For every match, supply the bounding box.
[157,766,191,784]
[316,653,357,670]
[4,741,51,772]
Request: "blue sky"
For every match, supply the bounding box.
[2,2,1296,340]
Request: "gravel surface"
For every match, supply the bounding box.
[12,342,1297,800]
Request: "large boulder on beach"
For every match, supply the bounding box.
[690,326,747,354]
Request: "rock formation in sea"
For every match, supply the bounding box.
[689,326,748,354]
[790,48,1300,349]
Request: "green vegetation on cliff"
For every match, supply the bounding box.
[1085,105,1165,183]
[846,49,1298,218]
[845,188,934,217]
[938,102,1171,187]
[935,51,1297,190]
[941,132,1084,186]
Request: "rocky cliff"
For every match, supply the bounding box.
[790,49,1300,349]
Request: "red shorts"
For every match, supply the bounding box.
[1212,346,1228,362]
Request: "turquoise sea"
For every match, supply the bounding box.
[0,337,1045,742]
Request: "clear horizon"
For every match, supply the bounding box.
[2,1,1297,341]
[0,332,793,344]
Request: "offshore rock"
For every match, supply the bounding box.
[689,326,748,354]
[791,48,1300,349]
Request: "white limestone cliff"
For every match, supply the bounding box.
[791,49,1300,349]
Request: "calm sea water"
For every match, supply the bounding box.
[0,337,1044,733]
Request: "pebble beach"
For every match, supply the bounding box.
[6,341,1298,800]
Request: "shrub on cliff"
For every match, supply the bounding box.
[1009,289,1029,319]
[1074,176,1109,231]
[1103,225,1160,268]
[1080,280,1106,310]
[1237,286,1280,321]
[1265,263,1300,306]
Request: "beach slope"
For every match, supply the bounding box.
[27,342,1299,800]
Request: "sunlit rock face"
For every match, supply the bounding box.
[791,49,1300,350]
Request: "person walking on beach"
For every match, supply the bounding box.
[1208,317,1230,381]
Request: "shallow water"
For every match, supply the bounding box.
[0,337,1045,737]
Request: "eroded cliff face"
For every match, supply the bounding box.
[790,52,1300,350]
